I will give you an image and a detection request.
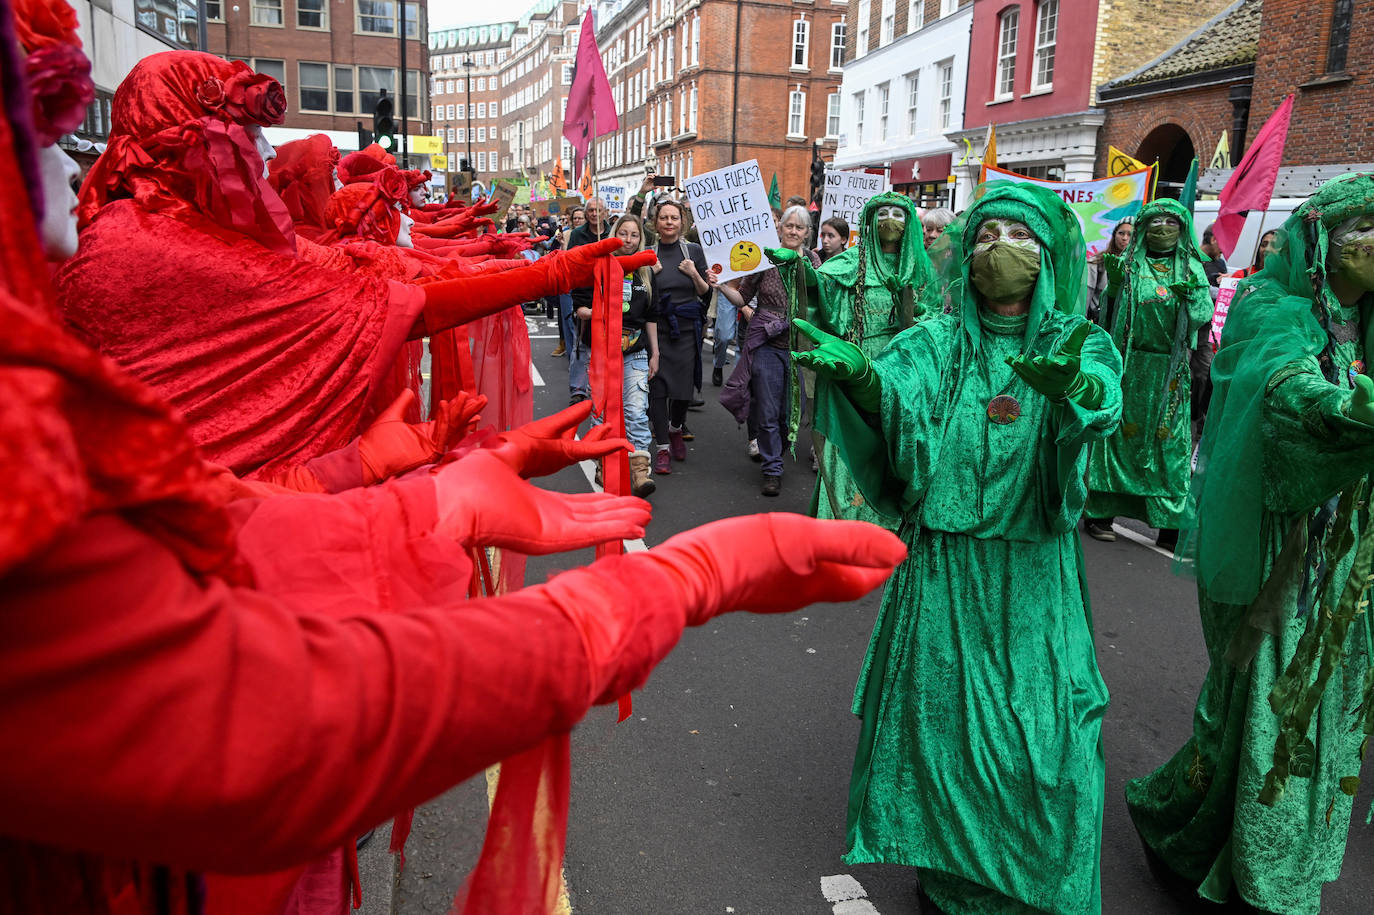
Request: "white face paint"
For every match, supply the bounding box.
[333,170,343,191]
[38,144,81,260]
[409,186,427,208]
[246,124,276,178]
[396,209,414,248]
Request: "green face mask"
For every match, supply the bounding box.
[969,218,1042,304]
[1145,215,1181,254]
[875,205,907,246]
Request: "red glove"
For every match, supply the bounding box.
[358,390,487,485]
[433,450,650,552]
[483,401,630,478]
[469,199,502,218]
[616,250,657,273]
[417,239,631,336]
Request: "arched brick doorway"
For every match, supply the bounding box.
[1135,124,1196,199]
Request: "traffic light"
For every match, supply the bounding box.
[809,157,826,204]
[356,121,373,149]
[372,90,395,151]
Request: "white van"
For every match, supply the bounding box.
[1190,198,1307,270]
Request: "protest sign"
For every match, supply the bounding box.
[600,184,627,214]
[983,165,1152,258]
[532,196,583,218]
[820,168,888,246]
[1208,276,1240,352]
[490,179,518,222]
[682,159,780,282]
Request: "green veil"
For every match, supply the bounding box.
[1187,173,1374,605]
[815,191,932,340]
[926,182,1088,355]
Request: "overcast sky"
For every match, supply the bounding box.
[429,0,504,30]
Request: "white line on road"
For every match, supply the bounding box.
[530,362,544,387]
[821,875,880,914]
[1111,522,1175,560]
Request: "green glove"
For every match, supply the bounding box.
[1007,323,1104,408]
[792,318,881,414]
[1346,374,1374,426]
[1103,252,1126,299]
[766,246,819,289]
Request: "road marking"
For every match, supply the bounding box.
[484,765,573,914]
[577,452,647,552]
[530,362,544,387]
[821,875,880,914]
[1111,522,1176,560]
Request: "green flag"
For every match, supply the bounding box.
[1179,157,1198,215]
[768,172,781,210]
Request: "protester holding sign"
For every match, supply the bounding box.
[682,159,780,284]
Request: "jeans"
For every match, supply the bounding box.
[560,294,589,399]
[750,345,790,476]
[591,349,652,452]
[713,299,737,370]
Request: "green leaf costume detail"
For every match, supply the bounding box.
[1125,173,1374,913]
[823,183,1124,915]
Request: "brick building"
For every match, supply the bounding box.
[498,0,581,183]
[946,0,1231,186]
[204,0,430,159]
[590,0,653,195]
[1096,0,1259,194]
[834,0,974,209]
[429,23,516,189]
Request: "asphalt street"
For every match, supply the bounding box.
[391,314,1374,915]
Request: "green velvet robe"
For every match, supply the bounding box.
[1125,307,1374,915]
[825,307,1122,915]
[1085,255,1212,527]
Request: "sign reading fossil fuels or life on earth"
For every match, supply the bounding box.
[820,168,889,247]
[683,159,780,282]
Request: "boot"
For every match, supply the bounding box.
[629,451,657,496]
[551,340,566,357]
[653,447,672,475]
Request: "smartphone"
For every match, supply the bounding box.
[653,175,677,187]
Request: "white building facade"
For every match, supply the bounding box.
[834,0,973,209]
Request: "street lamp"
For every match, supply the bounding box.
[463,58,474,175]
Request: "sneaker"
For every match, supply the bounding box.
[712,366,724,387]
[569,393,589,406]
[1083,519,1116,542]
[689,394,706,410]
[747,438,761,462]
[551,341,566,357]
[669,427,687,461]
[761,475,781,497]
[653,448,672,474]
[680,424,695,441]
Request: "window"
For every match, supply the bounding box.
[358,66,395,112]
[692,15,700,64]
[404,2,418,38]
[995,8,1018,99]
[788,89,806,136]
[134,0,199,47]
[358,0,393,33]
[335,66,354,112]
[853,90,865,143]
[457,128,465,142]
[447,153,456,171]
[880,0,894,45]
[405,69,420,120]
[251,0,281,26]
[907,0,923,33]
[856,0,870,57]
[940,0,957,14]
[877,81,889,139]
[456,104,465,118]
[562,64,573,84]
[298,62,329,111]
[477,103,486,118]
[477,127,486,142]
[476,78,486,91]
[690,83,698,130]
[905,71,919,135]
[826,92,840,137]
[254,58,285,88]
[445,103,454,119]
[938,59,953,129]
[1032,0,1057,88]
[297,0,325,28]
[1327,0,1353,73]
[830,21,846,69]
[792,18,810,68]
[447,128,455,142]
[477,151,486,171]
[205,0,223,21]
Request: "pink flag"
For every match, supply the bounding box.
[1214,94,1294,258]
[562,7,619,176]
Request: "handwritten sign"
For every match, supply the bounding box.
[490,179,517,222]
[600,184,627,214]
[983,165,1152,259]
[532,196,582,218]
[682,159,780,282]
[1209,276,1240,352]
[820,168,888,247]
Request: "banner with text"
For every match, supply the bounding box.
[600,184,627,214]
[1208,276,1241,351]
[820,168,889,247]
[983,164,1152,258]
[683,159,780,281]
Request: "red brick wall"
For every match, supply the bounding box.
[1096,82,1234,175]
[1251,0,1374,164]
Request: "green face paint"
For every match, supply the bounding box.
[969,219,1042,303]
[876,205,907,246]
[1331,217,1374,292]
[1145,214,1181,254]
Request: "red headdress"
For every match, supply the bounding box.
[335,144,395,185]
[319,165,408,244]
[268,133,340,234]
[76,50,297,255]
[15,0,93,146]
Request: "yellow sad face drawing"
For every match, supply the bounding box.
[730,240,762,272]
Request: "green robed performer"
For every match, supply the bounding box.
[794,184,1123,914]
[1084,198,1213,548]
[1126,173,1374,915]
[807,192,933,526]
